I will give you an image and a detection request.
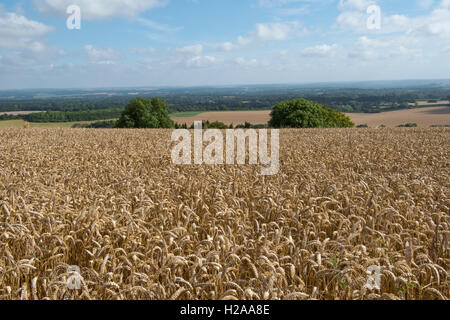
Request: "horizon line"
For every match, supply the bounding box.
[1,78,450,92]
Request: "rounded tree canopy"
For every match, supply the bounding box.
[269,98,354,128]
[116,97,175,129]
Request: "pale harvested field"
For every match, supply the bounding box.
[348,106,450,127]
[0,128,448,300]
[0,111,42,116]
[0,120,101,128]
[172,107,450,128]
[409,100,450,107]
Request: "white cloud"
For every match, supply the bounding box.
[255,22,293,40]
[234,57,258,67]
[336,1,396,33]
[130,47,156,55]
[442,0,450,8]
[3,0,450,88]
[33,0,168,20]
[300,44,338,57]
[348,36,423,60]
[237,35,252,46]
[136,45,219,70]
[219,42,235,52]
[185,55,217,68]
[336,10,366,29]
[411,2,450,38]
[384,14,410,30]
[226,21,303,50]
[277,7,310,16]
[417,0,435,9]
[136,18,181,33]
[336,0,450,37]
[176,44,203,55]
[0,11,53,50]
[338,0,375,11]
[84,45,120,64]
[0,9,64,74]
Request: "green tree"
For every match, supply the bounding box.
[269,98,354,128]
[150,97,174,128]
[324,107,355,128]
[116,97,174,128]
[205,121,228,129]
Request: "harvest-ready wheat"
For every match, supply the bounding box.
[0,128,448,300]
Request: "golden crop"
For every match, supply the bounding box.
[0,128,448,300]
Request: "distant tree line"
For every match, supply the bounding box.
[0,108,123,123]
[22,108,123,123]
[0,114,20,121]
[72,120,117,128]
[397,123,418,128]
[1,87,449,115]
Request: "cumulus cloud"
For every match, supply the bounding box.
[135,45,219,70]
[338,0,375,11]
[348,36,423,60]
[300,44,339,57]
[225,21,304,51]
[185,55,217,68]
[258,0,314,8]
[172,44,220,69]
[33,0,168,20]
[176,44,203,55]
[336,0,406,33]
[336,0,450,38]
[336,1,387,33]
[219,42,236,52]
[411,1,450,38]
[255,22,293,40]
[234,57,258,67]
[0,11,53,50]
[130,47,156,55]
[417,0,435,9]
[136,17,181,33]
[2,0,449,88]
[84,45,121,64]
[0,9,65,75]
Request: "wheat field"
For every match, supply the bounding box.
[0,128,448,300]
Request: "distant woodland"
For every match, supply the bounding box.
[1,84,449,123]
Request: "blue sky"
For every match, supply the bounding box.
[0,0,449,89]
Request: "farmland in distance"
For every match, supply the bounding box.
[171,106,450,128]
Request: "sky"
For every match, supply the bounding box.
[0,0,449,89]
